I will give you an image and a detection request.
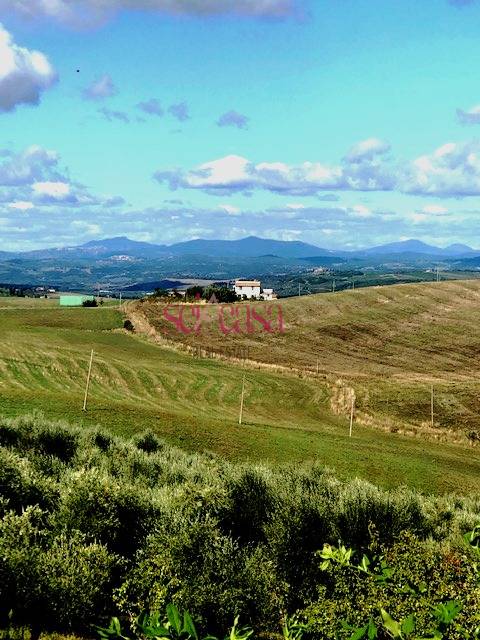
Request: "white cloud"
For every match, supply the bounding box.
[33,181,70,198]
[286,203,306,209]
[0,145,60,186]
[0,23,57,112]
[9,200,34,210]
[457,104,480,125]
[155,139,480,199]
[71,220,101,234]
[351,204,373,218]
[408,212,428,224]
[403,140,480,196]
[83,74,116,100]
[219,204,240,215]
[345,138,390,162]
[422,204,448,215]
[155,148,395,196]
[0,0,299,26]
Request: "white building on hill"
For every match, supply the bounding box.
[234,279,261,299]
[261,288,277,301]
[234,279,277,300]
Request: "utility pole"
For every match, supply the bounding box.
[436,266,440,283]
[298,282,301,297]
[316,358,319,375]
[238,372,246,425]
[431,384,434,428]
[119,291,122,306]
[83,349,94,411]
[352,277,355,290]
[332,279,336,293]
[349,394,355,437]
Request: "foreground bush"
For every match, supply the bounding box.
[0,413,479,638]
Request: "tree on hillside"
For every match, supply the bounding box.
[185,285,204,300]
[202,286,239,303]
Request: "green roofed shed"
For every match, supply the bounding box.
[59,295,94,307]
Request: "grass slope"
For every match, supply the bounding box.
[0,295,479,493]
[137,280,480,436]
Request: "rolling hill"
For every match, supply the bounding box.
[0,292,479,493]
[134,279,480,440]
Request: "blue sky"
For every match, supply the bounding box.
[2,0,480,250]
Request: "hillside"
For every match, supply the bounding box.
[0,295,479,493]
[134,279,480,437]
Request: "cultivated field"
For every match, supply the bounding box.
[136,280,480,439]
[0,289,479,493]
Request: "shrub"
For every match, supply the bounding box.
[116,516,285,635]
[133,430,164,454]
[38,532,120,632]
[0,415,79,463]
[92,429,115,452]
[32,423,79,462]
[0,415,479,638]
[55,468,158,557]
[0,508,119,635]
[331,481,435,547]
[301,532,480,638]
[0,448,58,513]
[0,507,44,625]
[124,319,135,332]
[221,467,276,545]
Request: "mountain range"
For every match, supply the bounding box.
[1,236,477,261]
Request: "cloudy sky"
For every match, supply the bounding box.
[2,0,480,250]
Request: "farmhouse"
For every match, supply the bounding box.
[234,279,261,299]
[234,279,277,300]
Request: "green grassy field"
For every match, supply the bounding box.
[1,292,480,494]
[137,280,480,437]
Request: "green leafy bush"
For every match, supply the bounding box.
[301,532,480,638]
[0,414,479,639]
[115,516,285,635]
[0,507,119,635]
[133,431,164,454]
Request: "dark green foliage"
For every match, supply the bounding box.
[32,422,79,462]
[55,469,158,557]
[302,533,480,638]
[83,299,98,307]
[93,429,115,452]
[97,603,254,640]
[123,319,135,332]
[0,447,57,514]
[153,288,169,298]
[222,467,276,545]
[0,414,79,462]
[0,507,119,634]
[202,286,239,303]
[185,286,204,300]
[116,517,284,635]
[133,430,164,454]
[0,414,479,638]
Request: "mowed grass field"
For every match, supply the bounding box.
[137,280,480,436]
[0,293,480,494]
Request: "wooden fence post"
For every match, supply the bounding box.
[82,349,94,412]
